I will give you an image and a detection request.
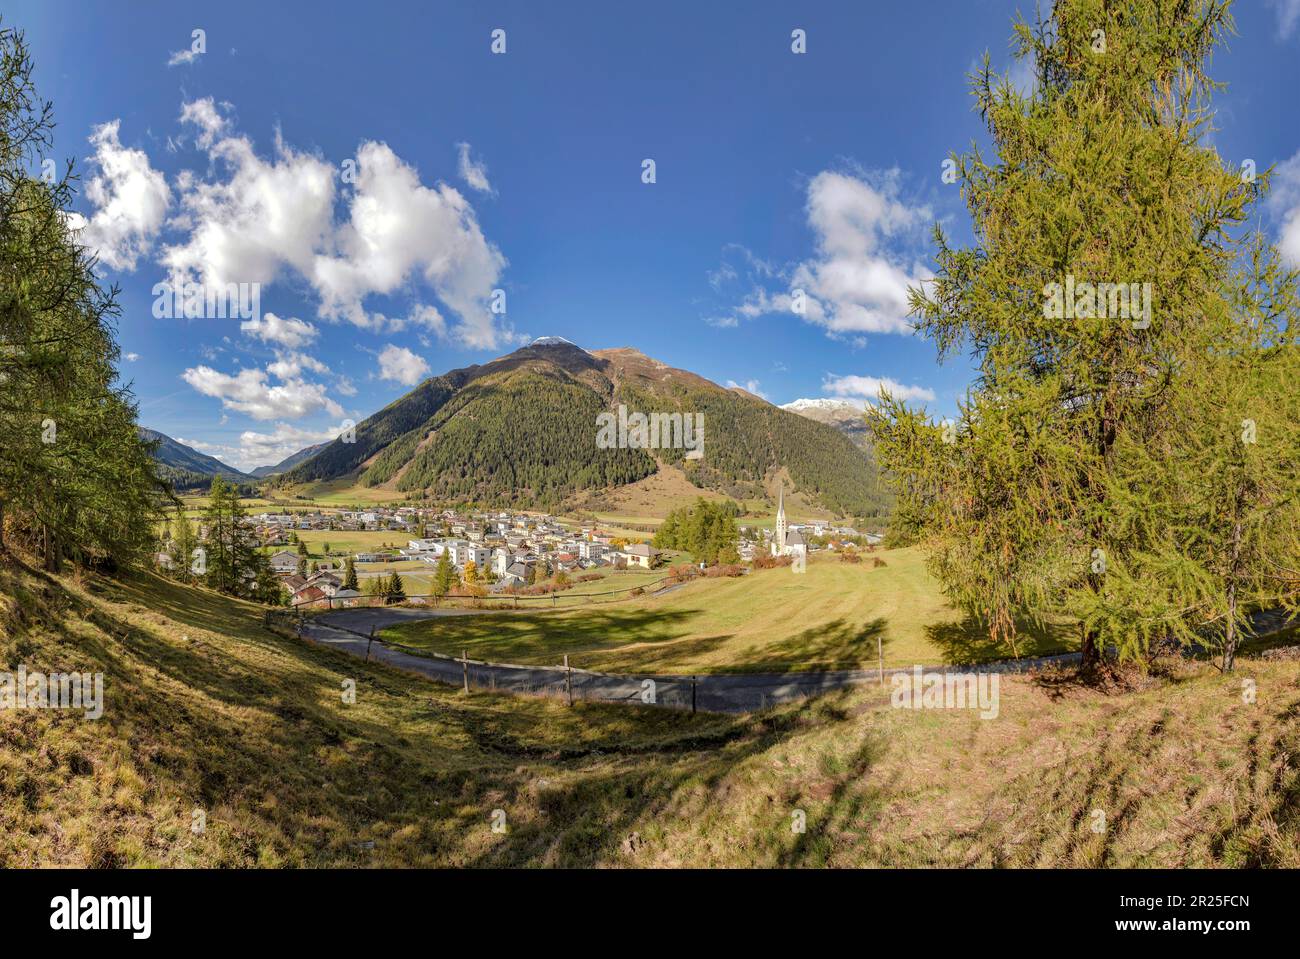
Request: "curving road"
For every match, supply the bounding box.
[297,605,1096,713]
[297,605,1296,714]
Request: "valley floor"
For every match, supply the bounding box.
[1,556,1297,867]
[378,548,1078,673]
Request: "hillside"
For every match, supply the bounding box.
[250,442,329,479]
[782,398,874,450]
[2,554,1297,867]
[140,428,255,491]
[279,340,890,517]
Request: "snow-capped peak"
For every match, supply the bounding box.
[531,335,577,347]
[781,397,865,412]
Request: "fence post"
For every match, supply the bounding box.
[564,654,573,707]
[691,676,697,714]
[877,635,883,686]
[463,649,469,693]
[366,626,374,662]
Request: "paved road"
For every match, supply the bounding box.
[296,605,1296,714]
[298,606,1088,713]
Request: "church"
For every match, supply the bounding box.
[770,482,808,562]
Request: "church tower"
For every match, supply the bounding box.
[774,480,788,554]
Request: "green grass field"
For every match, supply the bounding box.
[288,530,412,558]
[278,477,410,506]
[4,553,1296,867]
[343,567,671,607]
[379,548,1077,673]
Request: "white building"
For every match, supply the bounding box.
[770,482,808,563]
[620,543,657,569]
[579,541,608,562]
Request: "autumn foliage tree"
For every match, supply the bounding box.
[868,0,1300,669]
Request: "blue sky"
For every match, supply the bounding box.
[11,0,1300,469]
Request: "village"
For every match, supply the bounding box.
[244,504,878,607]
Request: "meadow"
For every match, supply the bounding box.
[379,548,1077,673]
[2,554,1295,867]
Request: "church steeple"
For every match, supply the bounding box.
[775,480,788,553]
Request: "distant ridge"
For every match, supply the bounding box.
[250,442,329,478]
[781,398,873,450]
[278,342,889,517]
[139,427,256,491]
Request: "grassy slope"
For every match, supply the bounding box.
[278,477,411,505]
[3,555,1297,867]
[380,548,1077,673]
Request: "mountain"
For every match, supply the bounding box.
[139,428,256,491]
[249,442,329,478]
[781,398,873,449]
[279,340,890,517]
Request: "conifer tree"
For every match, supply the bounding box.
[432,552,455,597]
[868,0,1297,667]
[172,509,199,582]
[200,476,259,596]
[0,22,169,567]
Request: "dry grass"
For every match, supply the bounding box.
[1,553,1296,867]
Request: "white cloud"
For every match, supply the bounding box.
[791,171,929,336]
[406,303,448,335]
[376,344,430,386]
[822,373,935,405]
[725,378,769,400]
[86,101,511,349]
[1268,149,1300,268]
[719,170,930,339]
[167,47,201,67]
[456,142,493,194]
[234,420,352,471]
[1270,0,1300,38]
[239,311,319,348]
[124,352,141,362]
[1007,54,1037,98]
[266,351,331,380]
[68,121,171,271]
[162,126,337,291]
[182,363,344,420]
[179,97,229,149]
[312,141,508,347]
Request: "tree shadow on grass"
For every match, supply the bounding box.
[458,686,891,868]
[724,617,890,673]
[924,614,1076,666]
[392,605,705,666]
[3,558,903,867]
[394,608,893,676]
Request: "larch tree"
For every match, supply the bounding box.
[867,0,1298,668]
[0,22,170,568]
